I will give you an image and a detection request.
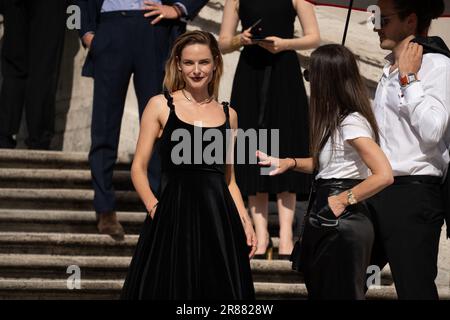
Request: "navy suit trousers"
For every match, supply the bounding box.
[89,11,170,213]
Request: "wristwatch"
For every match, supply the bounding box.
[346,190,357,205]
[399,73,419,87]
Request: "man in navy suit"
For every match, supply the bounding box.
[76,0,208,238]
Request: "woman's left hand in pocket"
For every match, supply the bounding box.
[327,195,347,218]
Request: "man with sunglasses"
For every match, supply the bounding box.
[368,0,450,299]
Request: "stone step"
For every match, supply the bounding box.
[1,278,444,300]
[0,254,303,283]
[0,232,286,257]
[0,232,139,256]
[0,279,307,300]
[0,209,283,235]
[0,168,133,190]
[0,189,143,211]
[0,209,146,234]
[0,150,132,170]
[0,233,396,285]
[0,189,302,219]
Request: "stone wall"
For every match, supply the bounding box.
[1,1,450,154]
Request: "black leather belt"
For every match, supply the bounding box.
[316,179,363,189]
[393,175,442,185]
[100,10,154,21]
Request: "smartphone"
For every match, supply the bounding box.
[248,19,273,44]
[249,18,262,35]
[252,39,274,45]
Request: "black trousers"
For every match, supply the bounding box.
[367,176,445,300]
[0,0,67,149]
[89,11,170,213]
[302,179,374,300]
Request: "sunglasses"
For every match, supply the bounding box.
[371,12,400,28]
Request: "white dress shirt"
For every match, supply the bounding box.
[373,53,450,178]
[317,112,375,180]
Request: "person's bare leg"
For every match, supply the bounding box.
[249,193,269,254]
[277,192,296,255]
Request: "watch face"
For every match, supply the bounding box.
[400,76,408,86]
[408,74,416,82]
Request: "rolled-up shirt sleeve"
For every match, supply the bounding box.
[399,64,450,145]
[174,2,188,16]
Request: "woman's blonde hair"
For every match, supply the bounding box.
[164,31,224,98]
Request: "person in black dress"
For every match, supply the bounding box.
[219,0,320,259]
[121,31,256,300]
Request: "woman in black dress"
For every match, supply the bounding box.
[121,31,256,300]
[219,0,320,259]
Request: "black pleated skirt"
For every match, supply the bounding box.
[121,170,255,300]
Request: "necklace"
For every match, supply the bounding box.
[182,89,213,105]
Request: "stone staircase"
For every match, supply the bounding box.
[0,150,448,300]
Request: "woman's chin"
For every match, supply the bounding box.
[186,80,208,90]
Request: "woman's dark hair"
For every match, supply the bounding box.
[393,0,445,35]
[309,44,380,168]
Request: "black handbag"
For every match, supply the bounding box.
[290,170,318,272]
[291,133,330,271]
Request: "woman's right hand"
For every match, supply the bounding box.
[239,27,254,46]
[256,151,294,176]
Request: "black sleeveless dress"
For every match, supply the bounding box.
[231,0,311,196]
[121,92,255,300]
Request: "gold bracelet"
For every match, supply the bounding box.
[230,35,242,51]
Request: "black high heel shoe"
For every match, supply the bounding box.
[253,238,273,260]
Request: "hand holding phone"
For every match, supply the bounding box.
[252,39,275,45]
[248,19,275,44]
[249,18,263,36]
[257,36,286,54]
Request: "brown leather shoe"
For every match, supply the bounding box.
[97,211,125,240]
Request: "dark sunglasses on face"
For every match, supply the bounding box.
[371,12,399,28]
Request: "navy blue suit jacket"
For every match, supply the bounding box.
[76,0,208,77]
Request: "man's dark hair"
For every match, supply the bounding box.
[393,0,445,35]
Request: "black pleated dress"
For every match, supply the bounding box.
[231,0,311,196]
[120,92,255,300]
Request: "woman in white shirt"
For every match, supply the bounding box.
[257,44,394,300]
